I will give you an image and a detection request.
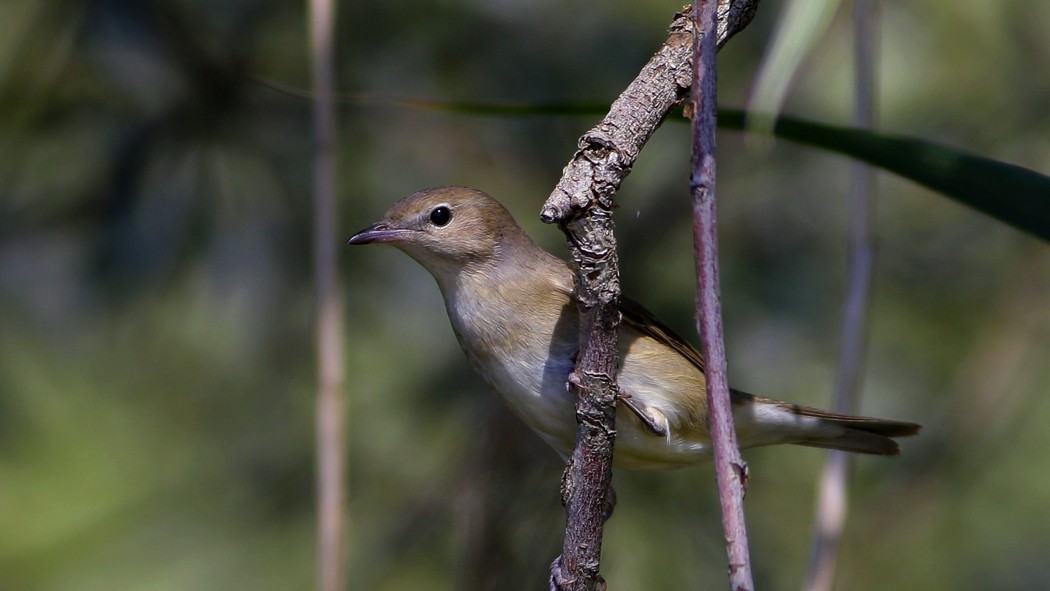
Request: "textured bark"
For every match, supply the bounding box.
[690,1,754,589]
[540,3,760,224]
[542,2,761,589]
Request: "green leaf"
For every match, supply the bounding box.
[718,109,1050,242]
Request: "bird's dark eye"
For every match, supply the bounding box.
[430,206,452,227]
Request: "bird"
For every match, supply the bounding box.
[348,186,920,470]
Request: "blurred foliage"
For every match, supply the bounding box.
[717,109,1050,241]
[2,1,1049,590]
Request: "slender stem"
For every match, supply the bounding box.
[309,1,347,590]
[690,2,754,590]
[803,2,878,590]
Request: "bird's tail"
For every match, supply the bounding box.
[739,393,921,456]
[788,404,921,455]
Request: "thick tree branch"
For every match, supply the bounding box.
[541,2,760,222]
[541,2,760,589]
[690,1,753,589]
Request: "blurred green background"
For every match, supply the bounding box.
[2,1,1049,589]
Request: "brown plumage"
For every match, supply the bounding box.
[349,187,920,469]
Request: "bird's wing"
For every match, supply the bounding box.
[619,296,706,373]
[619,297,754,410]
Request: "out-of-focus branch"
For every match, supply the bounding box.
[541,3,760,590]
[309,1,347,590]
[689,1,754,590]
[803,2,879,590]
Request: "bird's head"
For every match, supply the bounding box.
[348,186,526,284]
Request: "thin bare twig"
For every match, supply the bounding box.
[690,1,754,590]
[803,2,879,590]
[541,3,761,589]
[309,0,347,590]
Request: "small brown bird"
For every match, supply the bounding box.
[349,187,919,469]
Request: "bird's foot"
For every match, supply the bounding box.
[549,556,573,591]
[549,556,606,591]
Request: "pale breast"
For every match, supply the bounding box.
[444,272,579,451]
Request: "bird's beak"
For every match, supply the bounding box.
[347,222,410,245]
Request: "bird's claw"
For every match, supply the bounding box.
[549,556,574,591]
[549,556,606,591]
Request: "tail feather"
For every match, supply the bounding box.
[786,402,920,455]
[795,428,905,456]
[788,403,921,437]
[740,393,921,456]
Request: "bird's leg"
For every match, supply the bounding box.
[617,389,668,436]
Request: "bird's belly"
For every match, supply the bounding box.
[611,424,712,469]
[474,349,712,470]
[449,296,711,469]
